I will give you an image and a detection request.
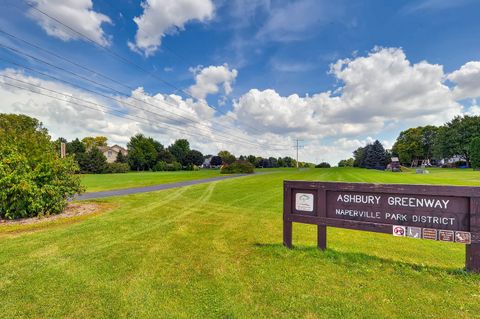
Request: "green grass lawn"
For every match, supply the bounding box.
[1,167,480,318]
[81,169,222,192]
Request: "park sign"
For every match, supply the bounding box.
[283,181,480,272]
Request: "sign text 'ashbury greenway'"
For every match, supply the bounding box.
[283,181,480,272]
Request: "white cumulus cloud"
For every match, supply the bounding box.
[27,0,112,46]
[448,61,480,100]
[232,47,462,138]
[188,64,238,100]
[128,0,214,57]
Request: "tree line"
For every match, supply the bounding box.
[57,134,306,174]
[391,115,480,168]
[338,115,480,170]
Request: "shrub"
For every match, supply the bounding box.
[0,114,84,219]
[221,160,255,174]
[152,161,168,172]
[104,162,130,173]
[166,161,182,171]
[315,162,331,168]
[185,164,200,171]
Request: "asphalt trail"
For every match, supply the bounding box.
[74,174,249,200]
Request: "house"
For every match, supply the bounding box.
[98,144,128,163]
[202,156,212,168]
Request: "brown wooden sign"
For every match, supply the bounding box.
[283,181,480,272]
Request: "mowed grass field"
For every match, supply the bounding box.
[81,169,221,192]
[1,167,480,318]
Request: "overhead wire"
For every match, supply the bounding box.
[0,45,290,150]
[18,0,281,138]
[0,31,291,149]
[0,75,289,150]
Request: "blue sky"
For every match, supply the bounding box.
[1,0,480,163]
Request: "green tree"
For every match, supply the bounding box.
[158,149,175,163]
[0,114,83,219]
[127,134,158,171]
[115,151,128,164]
[364,140,387,170]
[247,155,256,165]
[168,139,190,166]
[353,146,367,167]
[338,158,354,167]
[77,148,107,173]
[392,126,438,165]
[67,138,86,155]
[470,137,480,170]
[210,156,222,166]
[82,136,107,150]
[434,116,480,166]
[185,150,204,166]
[218,150,236,165]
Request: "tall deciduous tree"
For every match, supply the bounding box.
[470,137,480,170]
[127,134,158,171]
[82,136,108,150]
[218,150,236,165]
[185,150,204,166]
[168,139,190,166]
[434,116,480,166]
[392,126,438,165]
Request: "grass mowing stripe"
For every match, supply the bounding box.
[1,167,480,318]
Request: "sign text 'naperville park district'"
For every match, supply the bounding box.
[283,181,480,272]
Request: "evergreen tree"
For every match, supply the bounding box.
[364,140,387,170]
[115,151,128,164]
[77,148,107,173]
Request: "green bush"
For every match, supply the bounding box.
[104,162,130,173]
[315,162,331,168]
[0,114,84,219]
[152,161,168,171]
[166,161,182,171]
[185,164,200,171]
[221,160,255,174]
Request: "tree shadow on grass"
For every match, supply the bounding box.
[253,242,478,278]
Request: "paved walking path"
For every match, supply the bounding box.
[74,174,249,201]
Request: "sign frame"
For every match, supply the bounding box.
[283,181,480,272]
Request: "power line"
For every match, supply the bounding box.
[0,74,287,150]
[0,48,288,151]
[0,30,291,149]
[0,75,288,151]
[18,0,275,137]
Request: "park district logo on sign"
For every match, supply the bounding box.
[283,181,480,273]
[295,193,314,212]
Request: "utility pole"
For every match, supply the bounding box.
[294,139,304,168]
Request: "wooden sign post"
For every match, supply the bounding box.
[283,181,480,272]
